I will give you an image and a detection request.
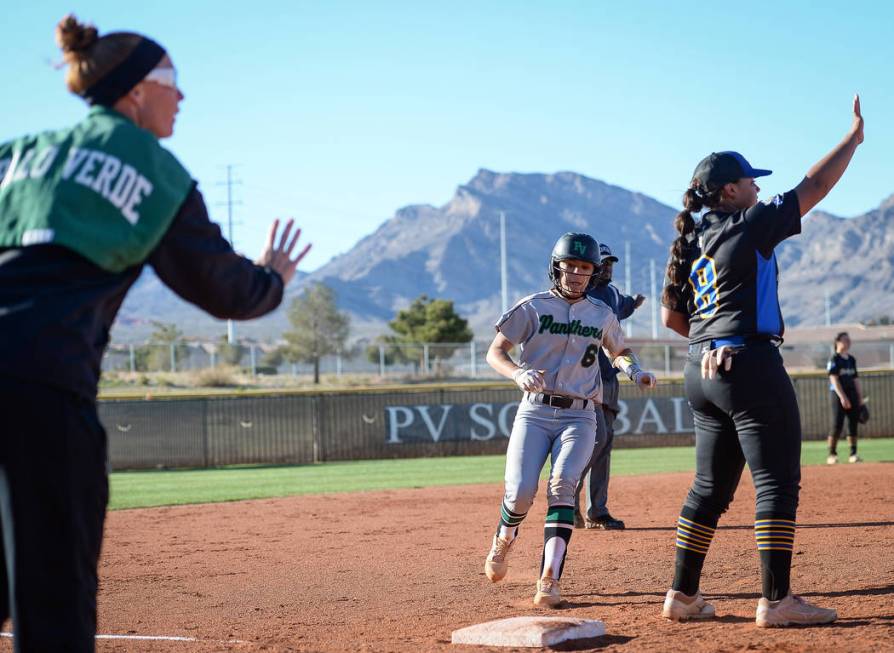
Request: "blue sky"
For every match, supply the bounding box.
[4,1,890,270]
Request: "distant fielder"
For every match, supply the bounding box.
[483,232,656,607]
[826,331,865,464]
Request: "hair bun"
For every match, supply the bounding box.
[56,14,98,57]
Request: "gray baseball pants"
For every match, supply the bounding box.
[502,399,601,515]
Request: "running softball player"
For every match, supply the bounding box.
[483,232,657,607]
[659,97,864,627]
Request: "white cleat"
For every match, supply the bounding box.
[848,454,862,463]
[662,589,716,621]
[826,454,838,465]
[533,576,563,608]
[484,535,514,582]
[756,593,837,627]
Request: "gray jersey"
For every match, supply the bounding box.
[495,290,627,403]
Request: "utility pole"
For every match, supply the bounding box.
[217,165,242,344]
[624,241,632,338]
[650,258,658,339]
[500,211,508,313]
[824,288,831,327]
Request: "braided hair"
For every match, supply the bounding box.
[661,180,723,312]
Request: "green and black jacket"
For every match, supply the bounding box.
[0,108,283,398]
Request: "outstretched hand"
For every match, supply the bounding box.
[795,94,865,216]
[851,94,864,145]
[256,218,311,286]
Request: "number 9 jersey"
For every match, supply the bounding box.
[496,290,627,403]
[676,190,801,344]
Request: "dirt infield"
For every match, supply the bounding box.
[39,463,894,652]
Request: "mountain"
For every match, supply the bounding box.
[112,269,308,341]
[300,169,678,337]
[777,195,894,326]
[110,171,894,342]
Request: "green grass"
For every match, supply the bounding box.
[108,437,894,511]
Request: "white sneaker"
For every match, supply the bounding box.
[826,454,838,465]
[662,589,716,621]
[533,575,562,608]
[756,594,837,627]
[484,535,514,582]
[848,454,862,463]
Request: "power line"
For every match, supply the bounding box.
[215,164,243,246]
[216,164,243,344]
[500,211,508,313]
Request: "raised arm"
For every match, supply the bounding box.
[794,95,864,217]
[148,186,310,320]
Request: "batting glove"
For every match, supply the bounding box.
[513,368,546,393]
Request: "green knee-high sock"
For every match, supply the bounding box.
[497,501,526,540]
[541,505,574,580]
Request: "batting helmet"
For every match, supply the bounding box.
[547,232,601,292]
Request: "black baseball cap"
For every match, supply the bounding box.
[693,151,772,187]
[598,243,618,263]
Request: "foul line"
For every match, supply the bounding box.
[2,632,246,644]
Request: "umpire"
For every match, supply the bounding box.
[573,243,645,529]
[0,16,309,652]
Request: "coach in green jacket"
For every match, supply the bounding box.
[0,15,310,652]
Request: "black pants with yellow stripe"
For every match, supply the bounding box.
[0,376,108,653]
[673,342,801,600]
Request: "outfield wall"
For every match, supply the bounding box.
[99,371,894,470]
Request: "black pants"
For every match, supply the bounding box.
[829,391,859,439]
[673,342,801,599]
[0,376,108,652]
[683,342,801,517]
[574,406,617,520]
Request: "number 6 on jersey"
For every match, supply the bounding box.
[580,344,599,368]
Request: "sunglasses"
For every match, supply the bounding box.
[143,66,178,90]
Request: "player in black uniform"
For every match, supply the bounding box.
[659,96,864,627]
[0,16,309,652]
[826,332,864,464]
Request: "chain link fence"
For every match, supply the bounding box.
[102,339,894,380]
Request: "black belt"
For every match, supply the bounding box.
[525,392,593,410]
[689,335,782,355]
